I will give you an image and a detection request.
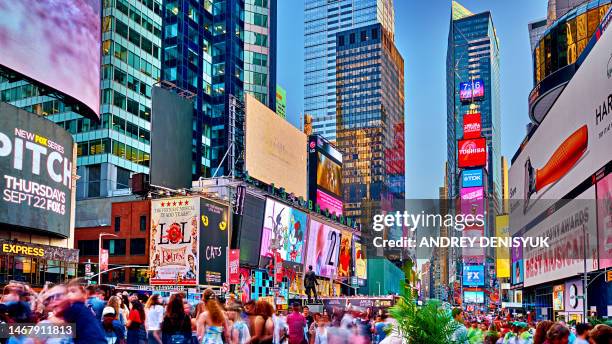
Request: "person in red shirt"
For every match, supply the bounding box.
[286,303,307,344]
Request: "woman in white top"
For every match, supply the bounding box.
[145,294,165,344]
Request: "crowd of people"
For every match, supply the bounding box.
[450,307,612,344]
[0,280,397,344]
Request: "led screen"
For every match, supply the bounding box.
[459,79,485,102]
[317,152,342,197]
[458,138,486,168]
[305,219,341,278]
[260,199,307,264]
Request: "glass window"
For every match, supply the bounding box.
[114,216,121,232]
[102,16,113,33]
[113,67,127,85]
[139,215,147,232]
[103,239,126,256]
[113,92,126,110]
[130,239,146,255]
[115,19,128,38]
[77,240,99,256]
[117,167,130,188]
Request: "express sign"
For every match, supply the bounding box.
[463,113,482,139]
[458,138,486,168]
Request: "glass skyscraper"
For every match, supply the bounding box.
[336,23,405,224]
[161,0,276,178]
[304,0,394,143]
[446,1,501,211]
[0,0,162,199]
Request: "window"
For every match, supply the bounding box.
[115,19,128,38]
[338,35,344,46]
[349,33,355,44]
[114,216,121,232]
[117,167,130,189]
[372,28,378,40]
[88,164,101,197]
[360,30,366,41]
[77,240,99,256]
[130,239,146,255]
[103,239,126,256]
[139,215,147,232]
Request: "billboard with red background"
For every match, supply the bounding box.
[458,138,486,168]
[463,113,482,139]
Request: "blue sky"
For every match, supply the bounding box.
[277,0,548,199]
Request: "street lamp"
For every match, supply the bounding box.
[99,232,118,286]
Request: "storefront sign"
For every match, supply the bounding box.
[0,239,78,263]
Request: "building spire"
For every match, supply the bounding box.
[451,1,473,20]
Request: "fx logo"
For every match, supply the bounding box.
[468,271,480,281]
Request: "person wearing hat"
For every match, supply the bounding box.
[102,306,126,344]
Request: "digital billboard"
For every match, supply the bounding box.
[316,189,343,216]
[459,79,485,102]
[199,198,229,286]
[0,0,100,120]
[464,291,484,304]
[317,152,342,197]
[245,94,307,198]
[597,173,612,269]
[354,240,367,279]
[553,285,564,311]
[305,219,341,278]
[495,215,511,278]
[0,103,75,237]
[458,138,486,168]
[338,231,352,278]
[463,113,482,139]
[260,199,307,265]
[460,186,484,218]
[511,244,523,285]
[463,265,485,286]
[462,169,483,188]
[234,193,265,266]
[508,27,612,235]
[150,197,200,285]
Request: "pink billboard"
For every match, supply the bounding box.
[305,220,340,278]
[597,173,612,269]
[316,189,343,216]
[460,186,484,217]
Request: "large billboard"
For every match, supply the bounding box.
[150,86,194,190]
[199,198,229,286]
[305,219,341,278]
[245,94,307,198]
[458,138,486,168]
[462,169,483,188]
[463,113,482,139]
[0,0,100,120]
[0,103,75,237]
[338,231,352,278]
[150,197,200,285]
[354,240,367,280]
[463,265,485,286]
[495,215,511,278]
[459,79,485,102]
[309,135,343,216]
[316,189,343,217]
[234,193,265,266]
[464,291,484,304]
[317,152,342,197]
[260,199,307,265]
[509,27,612,235]
[597,173,612,269]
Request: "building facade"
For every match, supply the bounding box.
[304,0,394,143]
[0,0,162,199]
[161,0,277,179]
[335,23,405,224]
[446,2,501,211]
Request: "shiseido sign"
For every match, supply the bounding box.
[463,113,482,139]
[458,138,486,168]
[0,104,74,237]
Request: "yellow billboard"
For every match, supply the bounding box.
[245,94,307,198]
[495,215,510,278]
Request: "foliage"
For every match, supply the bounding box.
[588,317,612,326]
[389,295,461,344]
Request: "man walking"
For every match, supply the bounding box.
[303,265,318,303]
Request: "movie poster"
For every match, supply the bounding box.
[305,220,341,278]
[338,231,352,278]
[238,268,251,303]
[150,197,199,285]
[260,199,307,264]
[354,240,367,280]
[199,198,229,286]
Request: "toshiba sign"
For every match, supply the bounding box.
[458,138,486,168]
[463,113,482,139]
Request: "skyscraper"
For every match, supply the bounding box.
[446,1,501,212]
[335,23,405,224]
[304,0,394,143]
[0,0,163,198]
[161,0,277,178]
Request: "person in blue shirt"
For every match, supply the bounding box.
[86,286,107,321]
[102,306,126,344]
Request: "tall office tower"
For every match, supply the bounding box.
[304,0,394,143]
[528,19,547,53]
[162,0,277,178]
[547,0,591,24]
[446,1,501,214]
[0,0,163,198]
[336,23,405,225]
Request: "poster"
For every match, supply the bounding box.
[150,197,199,285]
[100,249,109,272]
[228,249,240,284]
[495,215,511,278]
[354,240,367,280]
[511,243,523,285]
[553,285,564,311]
[238,268,252,303]
[597,173,612,269]
[260,199,308,264]
[199,198,229,286]
[338,231,352,278]
[305,220,341,278]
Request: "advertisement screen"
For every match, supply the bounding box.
[316,189,343,216]
[459,79,485,101]
[458,138,486,168]
[460,186,484,218]
[462,169,483,188]
[464,291,484,304]
[338,231,352,278]
[511,244,523,285]
[260,199,307,264]
[199,198,229,286]
[463,113,482,139]
[0,0,100,120]
[305,220,341,278]
[0,104,75,237]
[495,215,511,278]
[462,229,484,261]
[564,279,584,312]
[245,95,307,198]
[597,173,612,269]
[509,28,612,235]
[354,240,367,279]
[235,194,265,266]
[463,265,485,286]
[317,152,342,197]
[150,197,199,285]
[553,285,564,311]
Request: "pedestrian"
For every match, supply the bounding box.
[304,266,319,303]
[102,306,126,344]
[546,323,570,344]
[574,323,591,344]
[286,302,307,344]
[227,303,251,344]
[303,307,314,332]
[198,289,226,344]
[145,294,164,344]
[451,308,469,344]
[108,296,126,327]
[534,321,553,344]
[126,299,147,344]
[86,286,107,321]
[308,313,321,343]
[314,314,330,344]
[372,314,387,344]
[589,324,612,344]
[64,280,107,344]
[160,294,192,344]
